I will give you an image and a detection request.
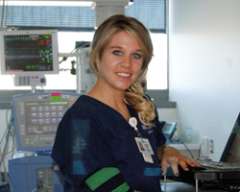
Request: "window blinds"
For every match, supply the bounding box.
[1,0,165,31]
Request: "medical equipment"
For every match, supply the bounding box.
[12,91,79,153]
[0,30,58,89]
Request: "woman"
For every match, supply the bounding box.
[52,14,199,192]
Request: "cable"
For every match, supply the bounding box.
[58,46,80,65]
[7,109,16,158]
[58,56,68,65]
[171,139,196,160]
[0,127,8,147]
[0,109,15,183]
[180,141,195,159]
[70,60,76,74]
[59,41,90,65]
[0,128,10,181]
[163,175,167,192]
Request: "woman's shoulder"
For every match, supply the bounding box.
[58,95,94,124]
[58,95,105,134]
[62,95,111,124]
[69,95,99,113]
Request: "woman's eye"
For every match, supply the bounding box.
[112,50,123,56]
[133,53,143,60]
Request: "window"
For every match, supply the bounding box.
[57,31,167,90]
[148,32,167,89]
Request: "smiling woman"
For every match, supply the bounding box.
[51,15,199,192]
[52,14,165,192]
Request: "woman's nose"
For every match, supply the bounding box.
[121,55,132,68]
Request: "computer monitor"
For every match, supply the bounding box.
[0,30,58,75]
[220,112,240,163]
[12,92,79,153]
[162,122,177,143]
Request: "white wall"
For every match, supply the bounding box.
[169,0,240,160]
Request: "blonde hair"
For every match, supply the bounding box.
[90,14,156,127]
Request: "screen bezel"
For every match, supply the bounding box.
[0,30,59,75]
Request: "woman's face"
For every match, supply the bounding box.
[96,31,144,92]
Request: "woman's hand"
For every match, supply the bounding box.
[158,145,200,176]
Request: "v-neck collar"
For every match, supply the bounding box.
[80,94,138,125]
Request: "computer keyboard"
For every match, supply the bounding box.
[198,160,240,170]
[166,166,206,185]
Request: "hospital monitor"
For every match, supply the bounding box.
[12,92,79,153]
[0,30,58,75]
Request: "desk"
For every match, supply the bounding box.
[194,169,240,192]
[162,181,225,192]
[164,168,240,192]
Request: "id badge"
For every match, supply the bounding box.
[135,137,154,163]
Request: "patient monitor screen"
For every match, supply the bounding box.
[1,30,58,74]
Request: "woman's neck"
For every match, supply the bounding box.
[87,84,130,120]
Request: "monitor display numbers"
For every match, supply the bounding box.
[4,34,54,72]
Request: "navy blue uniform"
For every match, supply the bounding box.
[52,95,166,192]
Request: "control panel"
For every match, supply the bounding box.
[12,92,79,152]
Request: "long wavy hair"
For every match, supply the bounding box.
[90,14,156,127]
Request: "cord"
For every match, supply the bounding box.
[58,46,80,65]
[181,141,195,159]
[59,41,90,67]
[70,60,76,74]
[0,109,15,183]
[171,139,195,160]
[163,175,167,192]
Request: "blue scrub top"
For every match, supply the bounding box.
[52,95,166,192]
